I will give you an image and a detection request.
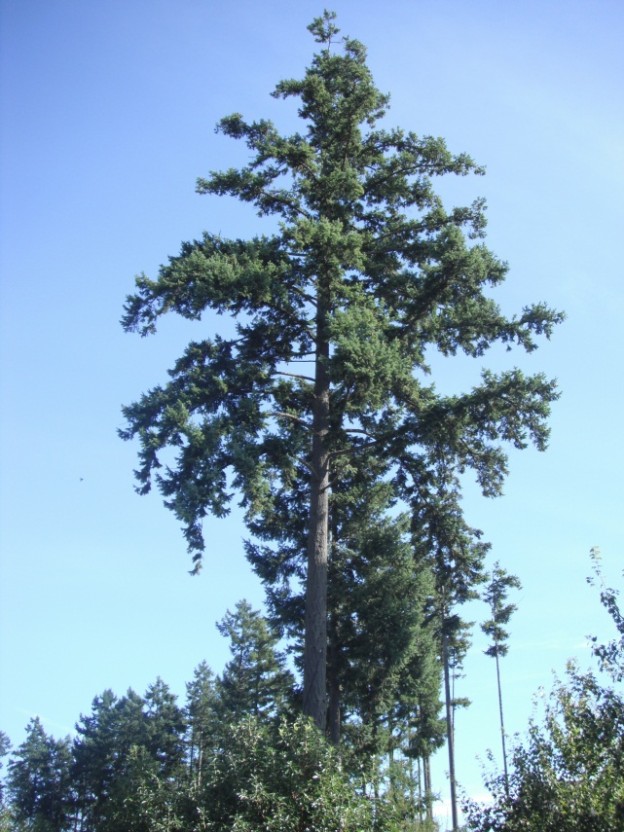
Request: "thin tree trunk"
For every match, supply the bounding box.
[327,617,341,744]
[303,431,329,730]
[423,753,433,825]
[415,753,423,824]
[303,291,330,731]
[327,517,341,744]
[197,746,203,789]
[443,629,459,832]
[407,741,416,821]
[372,716,380,802]
[495,650,510,796]
[188,727,196,785]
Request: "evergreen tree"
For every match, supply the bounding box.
[70,682,185,831]
[7,718,72,832]
[105,745,185,832]
[481,561,521,795]
[246,440,403,743]
[185,662,220,789]
[329,513,432,746]
[121,10,562,730]
[72,689,144,829]
[143,678,186,781]
[216,600,295,721]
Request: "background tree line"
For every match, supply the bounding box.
[0,599,444,831]
[2,555,622,832]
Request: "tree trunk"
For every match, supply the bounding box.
[414,753,422,824]
[423,753,433,825]
[303,292,330,731]
[443,628,459,832]
[327,615,341,743]
[495,650,510,796]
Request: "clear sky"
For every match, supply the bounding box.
[1,0,623,820]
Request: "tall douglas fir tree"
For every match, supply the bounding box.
[121,11,562,731]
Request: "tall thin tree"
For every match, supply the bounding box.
[481,561,521,796]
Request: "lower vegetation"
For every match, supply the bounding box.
[1,555,622,832]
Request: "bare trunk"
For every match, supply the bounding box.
[327,616,341,743]
[443,628,459,832]
[303,292,330,731]
[303,428,329,729]
[197,746,203,789]
[496,650,510,796]
[415,753,423,824]
[423,753,433,825]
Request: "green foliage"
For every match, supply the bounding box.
[330,514,435,726]
[143,678,187,777]
[3,621,444,831]
[481,563,521,659]
[104,745,186,832]
[71,682,186,831]
[409,467,490,829]
[480,562,521,798]
[7,718,72,832]
[375,759,440,832]
[185,661,220,789]
[216,600,295,721]
[198,716,378,832]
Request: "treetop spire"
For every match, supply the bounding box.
[307,9,340,46]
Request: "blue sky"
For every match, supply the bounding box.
[1,0,623,817]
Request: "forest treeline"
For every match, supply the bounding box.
[2,556,623,832]
[1,598,444,831]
